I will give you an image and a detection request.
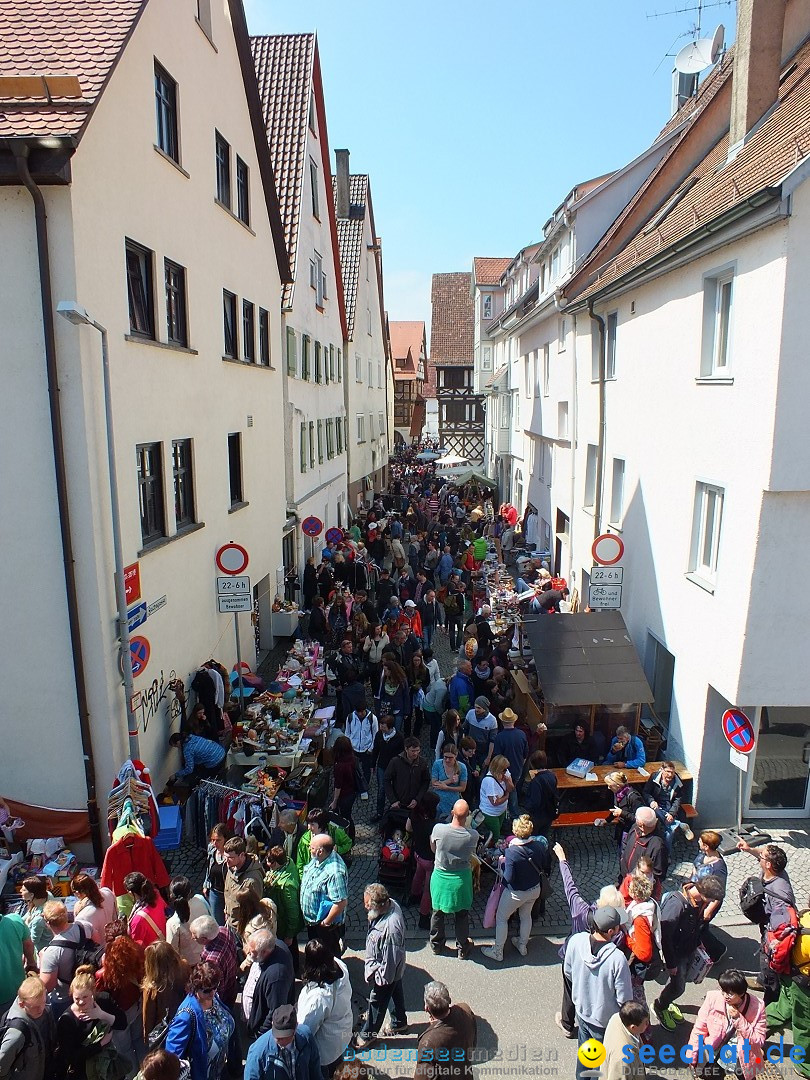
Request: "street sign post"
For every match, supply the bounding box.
[123,562,141,604]
[215,551,251,714]
[588,584,622,609]
[722,708,757,828]
[592,533,625,566]
[126,601,148,633]
[591,565,623,584]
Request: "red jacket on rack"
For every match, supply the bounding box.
[100,833,170,897]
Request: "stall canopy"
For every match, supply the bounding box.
[450,468,496,488]
[523,611,654,707]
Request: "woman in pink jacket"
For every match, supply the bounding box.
[688,969,766,1080]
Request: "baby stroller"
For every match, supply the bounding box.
[376,808,413,904]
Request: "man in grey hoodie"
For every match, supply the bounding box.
[563,906,632,1080]
[0,975,56,1080]
[356,883,407,1048]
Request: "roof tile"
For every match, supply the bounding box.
[429,272,474,367]
[473,257,512,285]
[333,173,367,339]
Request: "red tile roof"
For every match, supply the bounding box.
[576,38,810,303]
[430,272,474,366]
[473,257,512,285]
[0,0,145,138]
[333,173,367,339]
[252,33,314,309]
[389,321,424,382]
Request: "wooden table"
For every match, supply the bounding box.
[553,760,692,791]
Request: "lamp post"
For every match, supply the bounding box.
[57,301,140,759]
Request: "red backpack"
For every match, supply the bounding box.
[763,900,799,974]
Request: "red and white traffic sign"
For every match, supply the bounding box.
[592,533,625,566]
[721,709,756,754]
[215,543,249,575]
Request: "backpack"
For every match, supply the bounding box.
[739,875,767,924]
[0,1011,32,1075]
[52,922,105,978]
[763,900,800,975]
[536,771,560,821]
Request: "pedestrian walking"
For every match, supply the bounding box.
[429,800,478,960]
[481,815,549,962]
[355,884,407,1048]
[244,1005,322,1080]
[414,982,476,1080]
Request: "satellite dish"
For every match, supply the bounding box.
[674,37,715,75]
[710,24,725,64]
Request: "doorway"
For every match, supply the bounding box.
[746,706,810,818]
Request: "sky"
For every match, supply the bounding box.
[245,0,736,331]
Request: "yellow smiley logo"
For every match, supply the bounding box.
[577,1039,606,1070]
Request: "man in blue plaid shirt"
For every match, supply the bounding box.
[299,834,348,957]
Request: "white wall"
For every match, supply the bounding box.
[0,0,287,807]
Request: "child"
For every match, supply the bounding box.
[601,1001,650,1079]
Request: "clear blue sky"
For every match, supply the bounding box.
[245,0,736,328]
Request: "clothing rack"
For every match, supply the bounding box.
[186,778,278,848]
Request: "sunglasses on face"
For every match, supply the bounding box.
[198,986,217,995]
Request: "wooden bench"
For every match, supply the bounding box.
[553,804,697,828]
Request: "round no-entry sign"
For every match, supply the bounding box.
[325,527,343,545]
[722,709,756,754]
[592,533,625,566]
[301,516,324,537]
[215,542,249,575]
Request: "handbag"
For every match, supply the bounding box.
[483,880,505,929]
[353,759,368,796]
[146,1009,170,1051]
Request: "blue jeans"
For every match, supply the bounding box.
[422,625,435,649]
[576,1017,606,1080]
[653,807,683,851]
[208,888,226,926]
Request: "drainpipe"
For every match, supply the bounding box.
[587,299,607,542]
[12,143,103,864]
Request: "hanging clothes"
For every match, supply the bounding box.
[100,832,170,897]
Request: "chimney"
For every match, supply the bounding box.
[335,148,350,219]
[729,0,787,151]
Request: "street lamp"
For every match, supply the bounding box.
[57,301,141,760]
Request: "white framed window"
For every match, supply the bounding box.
[701,268,734,377]
[584,443,598,509]
[482,346,493,371]
[312,250,325,306]
[377,358,382,388]
[558,401,569,439]
[558,317,567,352]
[689,481,724,588]
[609,457,625,526]
[539,441,552,485]
[355,353,362,382]
[356,413,365,443]
[368,358,374,386]
[482,294,493,319]
[499,394,510,429]
[606,311,618,379]
[378,411,385,435]
[524,356,531,399]
[542,344,550,397]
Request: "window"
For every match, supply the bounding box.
[215,132,230,207]
[241,300,254,362]
[300,422,307,472]
[137,442,165,547]
[499,395,511,429]
[368,359,374,386]
[311,251,325,306]
[259,308,270,366]
[196,0,213,38]
[355,353,362,382]
[286,326,297,376]
[154,62,179,162]
[236,156,250,225]
[317,420,324,463]
[689,482,724,586]
[606,311,618,379]
[328,346,335,382]
[314,341,322,383]
[584,444,598,509]
[126,240,154,337]
[482,294,493,319]
[310,158,320,218]
[610,458,625,526]
[164,259,187,346]
[223,290,237,357]
[227,432,243,505]
[336,348,342,382]
[542,344,550,397]
[356,413,365,443]
[308,421,315,469]
[172,438,195,528]
[558,317,567,352]
[344,416,348,450]
[644,634,675,732]
[558,401,569,439]
[308,94,316,133]
[379,411,385,435]
[301,335,311,380]
[326,418,334,459]
[701,269,734,376]
[336,416,343,454]
[539,442,552,485]
[482,346,493,371]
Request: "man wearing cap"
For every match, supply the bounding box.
[493,709,529,818]
[299,835,348,959]
[563,906,632,1080]
[398,600,423,640]
[244,1004,322,1080]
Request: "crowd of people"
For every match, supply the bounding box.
[0,446,807,1080]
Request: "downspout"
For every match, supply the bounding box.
[12,144,103,864]
[587,299,606,543]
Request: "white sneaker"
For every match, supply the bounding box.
[511,936,528,956]
[481,946,503,962]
